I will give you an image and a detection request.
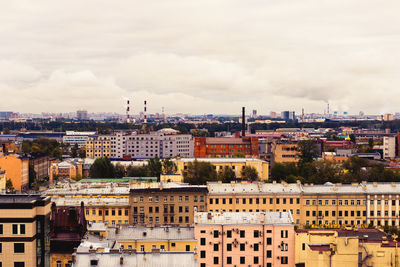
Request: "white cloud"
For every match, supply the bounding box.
[0,0,400,114]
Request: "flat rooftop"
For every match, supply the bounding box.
[0,194,48,203]
[195,211,294,225]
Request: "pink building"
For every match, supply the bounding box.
[195,211,295,267]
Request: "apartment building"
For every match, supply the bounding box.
[109,226,197,252]
[295,228,400,267]
[62,131,96,148]
[29,154,51,180]
[194,137,258,158]
[195,211,295,267]
[86,130,193,160]
[0,154,29,191]
[207,182,302,224]
[172,158,269,181]
[383,135,396,159]
[129,183,208,226]
[0,194,51,267]
[85,136,111,159]
[273,143,299,164]
[49,158,92,182]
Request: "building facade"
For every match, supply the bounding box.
[194,137,258,158]
[0,154,29,191]
[62,131,96,148]
[0,194,51,267]
[86,136,111,159]
[195,211,295,267]
[0,170,6,193]
[129,184,208,226]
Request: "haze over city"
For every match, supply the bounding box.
[1,0,400,114]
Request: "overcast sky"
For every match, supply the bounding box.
[1,0,400,115]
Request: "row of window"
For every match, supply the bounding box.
[203,229,288,239]
[0,263,25,267]
[85,209,128,216]
[133,195,204,203]
[0,224,25,235]
[199,255,289,265]
[0,242,25,253]
[209,197,300,205]
[132,215,190,224]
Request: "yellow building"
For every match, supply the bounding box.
[172,158,269,181]
[0,194,51,267]
[207,181,303,224]
[0,170,6,193]
[85,136,111,159]
[110,226,197,252]
[295,228,400,267]
[0,154,29,192]
[273,143,299,164]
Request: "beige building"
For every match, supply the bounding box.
[172,158,269,181]
[0,194,51,267]
[273,143,299,164]
[295,228,400,267]
[0,170,6,193]
[85,136,111,159]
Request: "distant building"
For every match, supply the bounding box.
[0,194,51,267]
[194,137,258,158]
[383,113,394,121]
[86,130,193,160]
[62,131,96,148]
[195,211,295,267]
[0,154,29,191]
[281,111,296,121]
[270,111,277,119]
[273,143,299,164]
[76,110,88,120]
[383,135,396,159]
[29,154,51,180]
[252,109,257,119]
[0,111,14,121]
[49,158,92,182]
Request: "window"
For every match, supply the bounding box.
[14,243,25,253]
[227,244,232,251]
[200,251,206,258]
[186,245,190,251]
[253,230,259,238]
[213,230,219,238]
[227,257,232,264]
[227,230,232,238]
[90,260,98,266]
[254,243,259,251]
[213,244,219,251]
[0,224,2,234]
[281,230,288,238]
[0,243,1,253]
[240,257,245,264]
[240,243,245,251]
[12,224,18,235]
[56,261,61,267]
[200,238,206,246]
[254,256,259,264]
[14,263,25,267]
[267,238,272,245]
[302,243,306,250]
[213,257,219,265]
[266,250,272,258]
[240,230,245,238]
[281,256,289,264]
[171,243,176,247]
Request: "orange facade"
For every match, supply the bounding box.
[0,154,29,191]
[194,137,258,158]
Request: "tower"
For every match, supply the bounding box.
[144,100,147,123]
[126,99,130,123]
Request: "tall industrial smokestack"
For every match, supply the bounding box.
[242,107,246,137]
[144,100,147,123]
[126,99,130,123]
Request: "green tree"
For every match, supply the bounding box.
[217,166,236,183]
[162,159,177,175]
[114,164,126,178]
[183,160,217,185]
[89,157,115,178]
[148,156,162,178]
[78,148,86,158]
[240,166,259,181]
[51,147,62,159]
[298,140,319,165]
[71,144,79,158]
[6,179,14,191]
[349,134,356,144]
[231,152,245,158]
[342,156,369,182]
[271,162,299,181]
[126,165,149,177]
[22,140,32,154]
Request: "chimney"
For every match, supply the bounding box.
[242,107,246,137]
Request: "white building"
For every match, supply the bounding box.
[383,135,396,159]
[63,131,96,148]
[100,129,193,159]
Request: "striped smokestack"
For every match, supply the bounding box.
[144,100,147,123]
[242,107,245,137]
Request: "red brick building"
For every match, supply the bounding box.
[194,137,258,158]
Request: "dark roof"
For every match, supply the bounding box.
[0,194,50,209]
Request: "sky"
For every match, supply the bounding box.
[1,0,400,115]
